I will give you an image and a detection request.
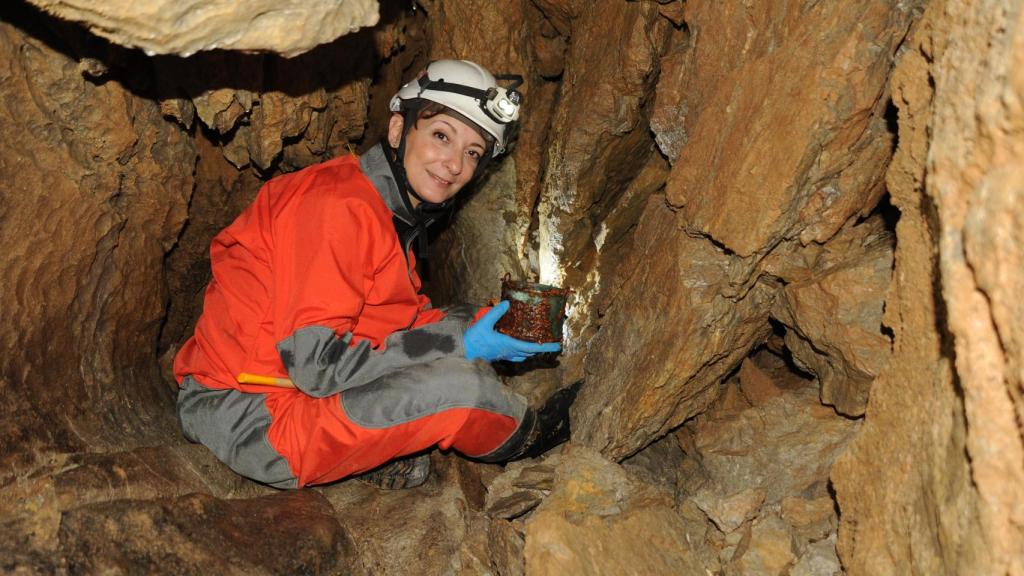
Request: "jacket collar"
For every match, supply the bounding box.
[360,143,417,225]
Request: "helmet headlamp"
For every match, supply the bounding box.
[389,60,523,157]
[485,87,521,123]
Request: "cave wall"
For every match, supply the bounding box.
[0,7,195,461]
[426,0,912,459]
[832,1,1024,573]
[1,0,1023,573]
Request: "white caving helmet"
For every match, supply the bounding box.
[389,59,522,157]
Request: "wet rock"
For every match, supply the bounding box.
[520,444,706,575]
[25,0,379,57]
[59,490,363,574]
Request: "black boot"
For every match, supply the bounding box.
[520,379,582,459]
[357,452,431,489]
[480,380,582,462]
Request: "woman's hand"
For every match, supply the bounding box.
[464,301,562,362]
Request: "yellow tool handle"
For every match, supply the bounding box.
[237,372,296,389]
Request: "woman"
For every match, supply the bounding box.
[173,60,574,489]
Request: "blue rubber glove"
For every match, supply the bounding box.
[464,301,562,362]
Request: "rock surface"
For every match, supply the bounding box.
[770,216,894,416]
[0,6,194,463]
[60,491,363,574]
[832,1,1024,573]
[567,0,913,461]
[25,0,380,57]
[575,198,777,459]
[667,351,856,574]
[323,453,522,575]
[509,445,707,576]
[665,0,911,257]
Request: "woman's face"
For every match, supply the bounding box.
[388,112,487,206]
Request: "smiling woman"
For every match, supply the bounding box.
[172,59,575,491]
[389,108,488,206]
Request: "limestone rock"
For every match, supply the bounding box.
[694,486,766,534]
[620,432,686,500]
[679,377,857,512]
[26,0,380,57]
[781,496,838,545]
[574,198,777,460]
[458,515,525,576]
[770,216,895,416]
[521,445,706,576]
[738,357,786,405]
[665,0,916,257]
[59,491,363,574]
[154,48,371,173]
[832,2,1024,573]
[790,534,843,576]
[50,444,271,509]
[485,460,555,520]
[731,513,796,576]
[0,10,195,459]
[322,454,517,575]
[535,1,670,360]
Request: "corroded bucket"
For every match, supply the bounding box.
[494,275,569,344]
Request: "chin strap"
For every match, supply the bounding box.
[381,133,453,279]
[382,103,493,278]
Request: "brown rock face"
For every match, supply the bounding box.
[0,8,195,462]
[832,1,1024,573]
[665,0,912,258]
[323,454,523,575]
[565,0,912,460]
[535,1,670,359]
[25,0,380,57]
[771,216,895,416]
[520,445,706,576]
[60,491,362,574]
[3,0,1023,573]
[154,44,373,173]
[574,198,776,459]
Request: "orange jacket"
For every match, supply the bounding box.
[173,154,447,394]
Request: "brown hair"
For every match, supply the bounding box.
[414,101,495,149]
